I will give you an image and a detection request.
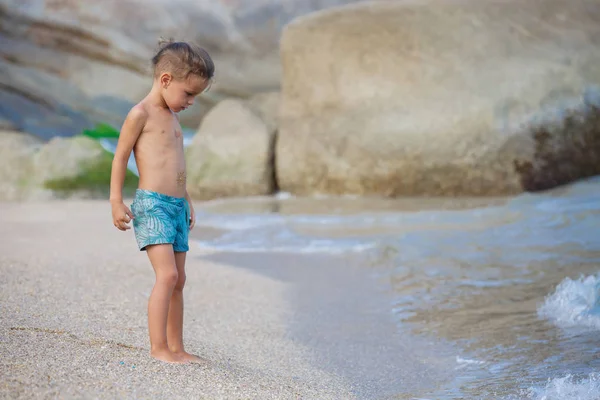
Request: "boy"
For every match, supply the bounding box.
[109,40,214,364]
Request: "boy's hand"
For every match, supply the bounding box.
[189,203,196,230]
[111,201,134,231]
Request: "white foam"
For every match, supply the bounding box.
[519,373,600,400]
[195,213,285,230]
[193,239,375,254]
[456,356,486,365]
[193,207,509,234]
[193,222,377,254]
[538,274,600,330]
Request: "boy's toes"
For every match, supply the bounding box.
[175,351,207,364]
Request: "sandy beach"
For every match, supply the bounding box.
[0,200,352,399]
[0,200,455,399]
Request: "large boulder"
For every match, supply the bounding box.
[33,135,139,199]
[276,0,600,197]
[186,93,279,200]
[0,0,361,139]
[0,132,138,200]
[0,131,43,201]
[246,91,281,134]
[33,136,105,185]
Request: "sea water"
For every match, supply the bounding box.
[191,176,600,399]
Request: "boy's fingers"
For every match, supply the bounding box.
[115,220,129,231]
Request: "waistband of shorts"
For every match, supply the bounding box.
[135,189,186,203]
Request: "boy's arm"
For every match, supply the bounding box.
[110,106,147,231]
[110,106,147,204]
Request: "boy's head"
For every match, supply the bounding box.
[152,39,215,113]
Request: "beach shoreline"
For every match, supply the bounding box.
[0,200,455,399]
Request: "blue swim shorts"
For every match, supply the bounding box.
[130,189,190,252]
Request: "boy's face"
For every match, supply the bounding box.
[160,73,210,113]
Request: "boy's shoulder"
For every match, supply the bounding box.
[127,102,150,123]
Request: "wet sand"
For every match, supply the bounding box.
[199,251,458,399]
[0,200,455,399]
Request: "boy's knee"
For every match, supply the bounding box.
[158,268,179,287]
[175,273,186,291]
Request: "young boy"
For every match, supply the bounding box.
[109,40,214,364]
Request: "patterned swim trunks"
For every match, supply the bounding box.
[130,189,190,252]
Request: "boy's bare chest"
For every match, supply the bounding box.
[145,119,183,146]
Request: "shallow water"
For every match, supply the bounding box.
[192,177,600,399]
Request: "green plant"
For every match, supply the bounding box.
[82,123,120,139]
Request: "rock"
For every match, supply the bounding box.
[0,131,43,201]
[0,32,141,139]
[0,0,361,139]
[277,0,600,197]
[0,118,16,131]
[0,132,137,200]
[34,135,139,199]
[33,136,105,185]
[186,98,277,199]
[247,92,280,134]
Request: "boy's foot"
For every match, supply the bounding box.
[173,351,207,364]
[150,348,188,364]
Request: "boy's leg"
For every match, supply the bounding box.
[146,244,186,363]
[167,251,205,363]
[167,251,186,352]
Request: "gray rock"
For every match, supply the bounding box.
[0,131,43,201]
[276,0,600,197]
[33,136,105,185]
[247,91,280,134]
[0,117,16,131]
[0,131,111,200]
[0,0,362,138]
[186,97,277,199]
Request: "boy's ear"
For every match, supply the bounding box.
[160,73,172,88]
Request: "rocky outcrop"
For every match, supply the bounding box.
[0,0,360,139]
[0,132,136,200]
[276,0,600,197]
[0,131,43,201]
[246,92,280,135]
[33,136,104,185]
[186,92,279,199]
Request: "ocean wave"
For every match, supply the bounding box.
[193,208,513,233]
[516,373,600,400]
[194,212,285,230]
[193,240,374,254]
[538,273,600,330]
[192,226,376,254]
